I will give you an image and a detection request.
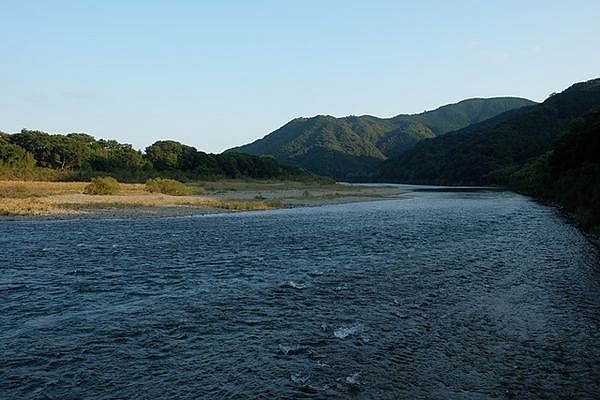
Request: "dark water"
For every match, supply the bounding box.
[1,190,599,399]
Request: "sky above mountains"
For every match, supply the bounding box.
[2,0,599,153]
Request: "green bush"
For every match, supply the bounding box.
[84,176,121,195]
[145,178,189,196]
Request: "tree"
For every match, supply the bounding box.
[10,130,95,169]
[145,140,198,170]
[10,130,56,168]
[0,134,35,169]
[90,139,146,171]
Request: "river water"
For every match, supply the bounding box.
[1,189,599,399]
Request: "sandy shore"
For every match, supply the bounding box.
[0,180,410,219]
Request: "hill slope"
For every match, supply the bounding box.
[510,110,600,233]
[379,78,600,185]
[230,97,535,178]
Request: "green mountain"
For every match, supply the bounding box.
[379,78,600,185]
[510,110,600,233]
[229,97,535,179]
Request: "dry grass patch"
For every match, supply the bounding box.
[0,180,279,216]
[0,180,86,198]
[195,179,352,194]
[0,197,69,216]
[0,179,406,217]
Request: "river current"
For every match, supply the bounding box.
[1,189,599,399]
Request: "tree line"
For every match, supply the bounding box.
[0,129,315,182]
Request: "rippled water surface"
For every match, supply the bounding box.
[2,190,600,399]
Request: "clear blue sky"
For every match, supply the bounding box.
[2,0,599,153]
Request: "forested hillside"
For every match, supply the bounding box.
[511,111,600,233]
[0,130,314,182]
[230,97,534,179]
[379,78,600,185]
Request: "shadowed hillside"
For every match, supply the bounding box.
[379,78,600,185]
[511,110,600,233]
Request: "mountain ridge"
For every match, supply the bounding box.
[229,97,536,178]
[379,78,600,185]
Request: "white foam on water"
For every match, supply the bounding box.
[290,372,310,386]
[278,344,307,355]
[333,323,362,339]
[345,372,360,386]
[280,281,308,290]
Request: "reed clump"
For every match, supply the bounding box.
[145,178,189,196]
[84,177,121,195]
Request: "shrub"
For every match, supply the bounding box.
[84,176,121,195]
[145,178,189,196]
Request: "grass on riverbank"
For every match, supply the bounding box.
[0,180,280,216]
[0,179,387,217]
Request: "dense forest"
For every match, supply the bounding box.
[511,111,600,233]
[0,130,315,182]
[378,78,600,185]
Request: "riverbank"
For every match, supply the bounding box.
[0,180,410,219]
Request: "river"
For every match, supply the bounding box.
[1,189,599,399]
